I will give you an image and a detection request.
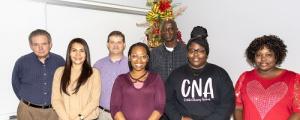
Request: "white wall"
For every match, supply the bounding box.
[0,0,46,119]
[0,0,144,119]
[92,0,148,9]
[46,4,145,64]
[175,0,300,83]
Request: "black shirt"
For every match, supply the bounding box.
[165,63,235,120]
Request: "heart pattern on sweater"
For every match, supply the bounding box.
[246,80,288,119]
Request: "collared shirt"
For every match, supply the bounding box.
[93,56,129,110]
[150,42,187,82]
[12,52,65,105]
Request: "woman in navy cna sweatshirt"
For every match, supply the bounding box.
[165,26,235,120]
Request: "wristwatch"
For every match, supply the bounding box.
[78,114,84,120]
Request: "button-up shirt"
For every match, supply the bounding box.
[12,52,65,105]
[150,42,187,81]
[93,56,129,110]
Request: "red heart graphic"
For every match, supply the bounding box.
[246,80,288,119]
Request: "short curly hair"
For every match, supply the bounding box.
[246,35,287,66]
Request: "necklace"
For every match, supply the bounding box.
[129,71,148,83]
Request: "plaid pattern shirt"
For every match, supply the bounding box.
[150,42,187,82]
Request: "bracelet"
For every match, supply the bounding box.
[78,114,84,120]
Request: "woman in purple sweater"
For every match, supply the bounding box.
[110,42,166,120]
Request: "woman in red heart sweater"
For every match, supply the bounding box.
[234,35,300,120]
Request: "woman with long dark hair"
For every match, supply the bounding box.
[52,38,101,120]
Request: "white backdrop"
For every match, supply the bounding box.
[0,0,145,119]
[46,4,145,65]
[176,0,300,83]
[0,1,45,118]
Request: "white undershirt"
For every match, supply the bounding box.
[164,44,174,52]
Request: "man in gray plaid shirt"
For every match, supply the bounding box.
[150,19,187,82]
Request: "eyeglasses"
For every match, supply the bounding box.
[130,54,148,60]
[188,49,206,54]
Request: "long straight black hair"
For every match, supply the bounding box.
[60,38,93,95]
